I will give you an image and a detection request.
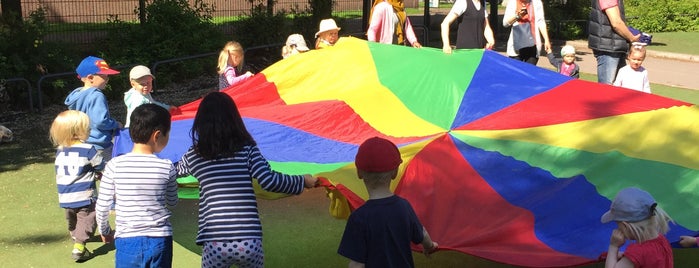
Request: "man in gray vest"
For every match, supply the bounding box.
[588,0,640,84]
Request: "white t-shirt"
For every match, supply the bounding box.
[613,65,651,93]
[449,0,489,17]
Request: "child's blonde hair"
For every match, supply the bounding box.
[217,41,244,75]
[622,206,673,243]
[49,110,90,148]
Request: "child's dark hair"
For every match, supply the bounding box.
[129,104,171,143]
[191,92,255,159]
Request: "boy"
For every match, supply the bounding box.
[124,65,179,128]
[546,45,580,78]
[49,110,105,261]
[338,137,438,268]
[95,104,179,267]
[613,43,651,93]
[64,56,123,161]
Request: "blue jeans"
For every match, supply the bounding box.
[594,50,626,85]
[115,236,173,268]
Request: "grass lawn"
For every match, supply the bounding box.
[645,32,699,56]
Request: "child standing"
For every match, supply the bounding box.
[175,92,318,268]
[601,187,673,268]
[338,137,438,267]
[95,104,179,267]
[282,33,310,59]
[64,56,123,161]
[546,45,579,78]
[124,65,180,128]
[613,43,651,93]
[50,110,105,261]
[217,41,253,90]
[315,18,341,49]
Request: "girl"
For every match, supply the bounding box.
[49,110,105,261]
[601,187,673,268]
[281,33,310,59]
[217,41,253,90]
[176,92,318,268]
[315,18,341,49]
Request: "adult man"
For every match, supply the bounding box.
[588,0,640,84]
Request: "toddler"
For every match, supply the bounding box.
[124,65,179,127]
[315,18,341,49]
[601,187,673,268]
[613,43,651,93]
[50,110,105,261]
[546,45,579,78]
[282,33,310,59]
[217,41,253,90]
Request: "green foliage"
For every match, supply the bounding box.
[234,0,288,48]
[101,0,226,90]
[0,7,79,111]
[625,0,699,32]
[543,0,590,40]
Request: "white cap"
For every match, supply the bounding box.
[129,65,155,80]
[560,45,576,56]
[315,19,341,38]
[286,34,310,51]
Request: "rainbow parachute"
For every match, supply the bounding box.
[114,37,699,267]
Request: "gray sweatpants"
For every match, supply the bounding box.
[65,202,96,244]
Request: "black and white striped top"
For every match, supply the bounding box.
[176,145,305,244]
[96,153,179,238]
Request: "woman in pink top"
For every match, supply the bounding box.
[367,0,421,48]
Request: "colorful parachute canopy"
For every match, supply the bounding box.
[114,37,699,267]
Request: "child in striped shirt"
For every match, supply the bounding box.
[50,110,105,262]
[176,92,318,268]
[96,104,179,267]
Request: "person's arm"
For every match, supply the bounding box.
[642,70,651,93]
[441,12,458,53]
[604,6,640,43]
[483,13,495,50]
[95,163,116,243]
[404,17,421,48]
[679,236,698,247]
[536,2,551,53]
[166,165,179,207]
[225,67,253,87]
[503,0,519,27]
[605,229,635,268]
[366,3,385,42]
[421,227,439,256]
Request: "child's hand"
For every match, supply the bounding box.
[679,236,697,248]
[609,229,626,247]
[101,234,114,244]
[546,47,552,54]
[423,241,438,257]
[303,174,319,188]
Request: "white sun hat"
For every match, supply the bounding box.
[315,18,341,38]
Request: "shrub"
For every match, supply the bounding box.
[625,0,699,32]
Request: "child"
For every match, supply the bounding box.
[601,187,673,268]
[315,18,341,49]
[613,43,651,93]
[546,45,579,78]
[217,41,253,90]
[64,56,123,161]
[95,104,179,267]
[124,65,180,128]
[338,137,438,267]
[49,110,105,261]
[175,92,318,268]
[282,33,310,59]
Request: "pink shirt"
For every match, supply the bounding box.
[366,1,418,45]
[598,0,619,10]
[623,235,673,268]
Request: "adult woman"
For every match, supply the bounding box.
[367,0,421,48]
[503,0,551,64]
[440,0,495,53]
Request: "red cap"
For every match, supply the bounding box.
[355,137,403,172]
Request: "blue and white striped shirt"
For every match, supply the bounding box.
[55,143,104,208]
[96,153,178,238]
[176,145,305,244]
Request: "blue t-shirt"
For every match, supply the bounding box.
[338,195,425,268]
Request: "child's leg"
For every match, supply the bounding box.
[73,203,97,244]
[201,239,264,268]
[65,208,78,237]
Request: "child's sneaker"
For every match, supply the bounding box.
[71,243,92,261]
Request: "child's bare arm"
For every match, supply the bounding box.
[421,227,438,256]
[679,236,698,248]
[348,260,365,268]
